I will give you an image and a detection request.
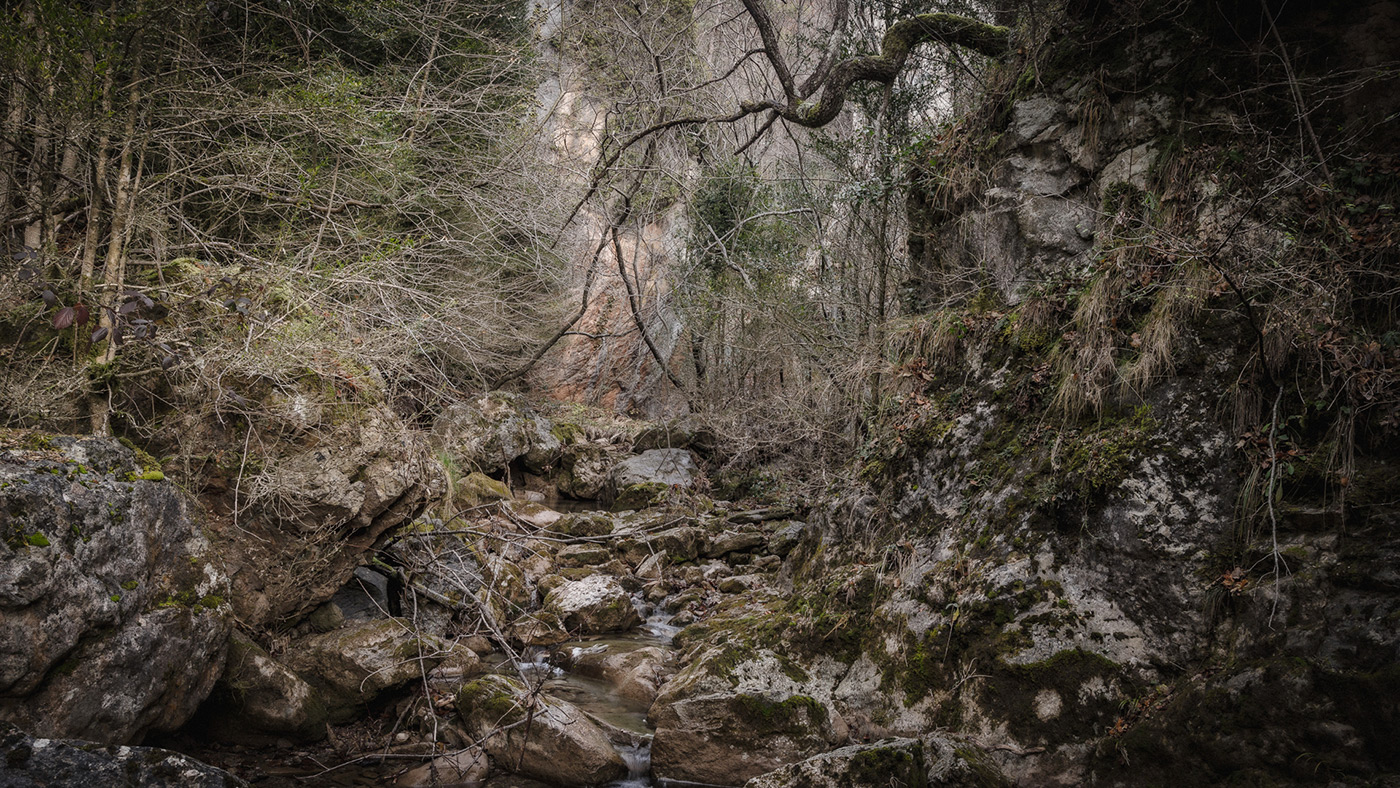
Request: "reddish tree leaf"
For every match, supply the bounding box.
[73,304,90,325]
[52,306,75,330]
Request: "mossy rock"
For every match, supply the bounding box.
[612,482,671,511]
[453,471,511,508]
[555,512,614,537]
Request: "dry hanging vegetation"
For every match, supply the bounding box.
[0,0,572,460]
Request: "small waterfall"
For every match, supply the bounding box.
[609,741,653,788]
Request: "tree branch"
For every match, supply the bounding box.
[739,0,797,102]
[743,12,1013,128]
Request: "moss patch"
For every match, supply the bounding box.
[730,693,827,736]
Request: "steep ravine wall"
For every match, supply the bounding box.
[869,0,1400,783]
[649,2,1398,786]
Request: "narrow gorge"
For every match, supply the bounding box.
[1,1,1397,787]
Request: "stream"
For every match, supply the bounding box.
[481,607,681,788]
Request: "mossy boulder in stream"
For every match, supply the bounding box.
[542,575,641,634]
[651,688,838,785]
[456,674,627,787]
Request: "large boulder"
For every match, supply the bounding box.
[456,675,627,787]
[558,644,671,705]
[542,575,641,635]
[281,618,443,723]
[220,406,436,630]
[609,448,699,491]
[197,631,329,743]
[0,434,230,744]
[649,641,842,786]
[651,691,836,786]
[433,392,560,474]
[395,746,489,788]
[0,722,248,787]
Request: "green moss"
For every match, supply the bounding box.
[731,693,827,735]
[850,742,927,788]
[109,594,122,603]
[457,678,523,723]
[550,422,585,444]
[978,649,1122,741]
[24,532,49,547]
[125,469,165,482]
[22,434,54,450]
[1061,406,1157,495]
[612,481,671,511]
[116,437,162,473]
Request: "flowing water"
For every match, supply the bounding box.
[477,601,679,788]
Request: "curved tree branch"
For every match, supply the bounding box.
[742,12,1013,128]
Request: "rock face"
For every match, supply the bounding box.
[744,737,1007,788]
[433,391,560,474]
[543,575,641,634]
[0,434,230,744]
[456,675,627,787]
[0,722,249,787]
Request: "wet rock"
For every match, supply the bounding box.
[543,575,641,634]
[282,618,442,723]
[396,745,489,787]
[0,435,230,744]
[456,675,627,787]
[560,643,671,705]
[199,630,328,743]
[744,736,1008,788]
[433,392,560,474]
[0,722,248,787]
[651,690,836,786]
